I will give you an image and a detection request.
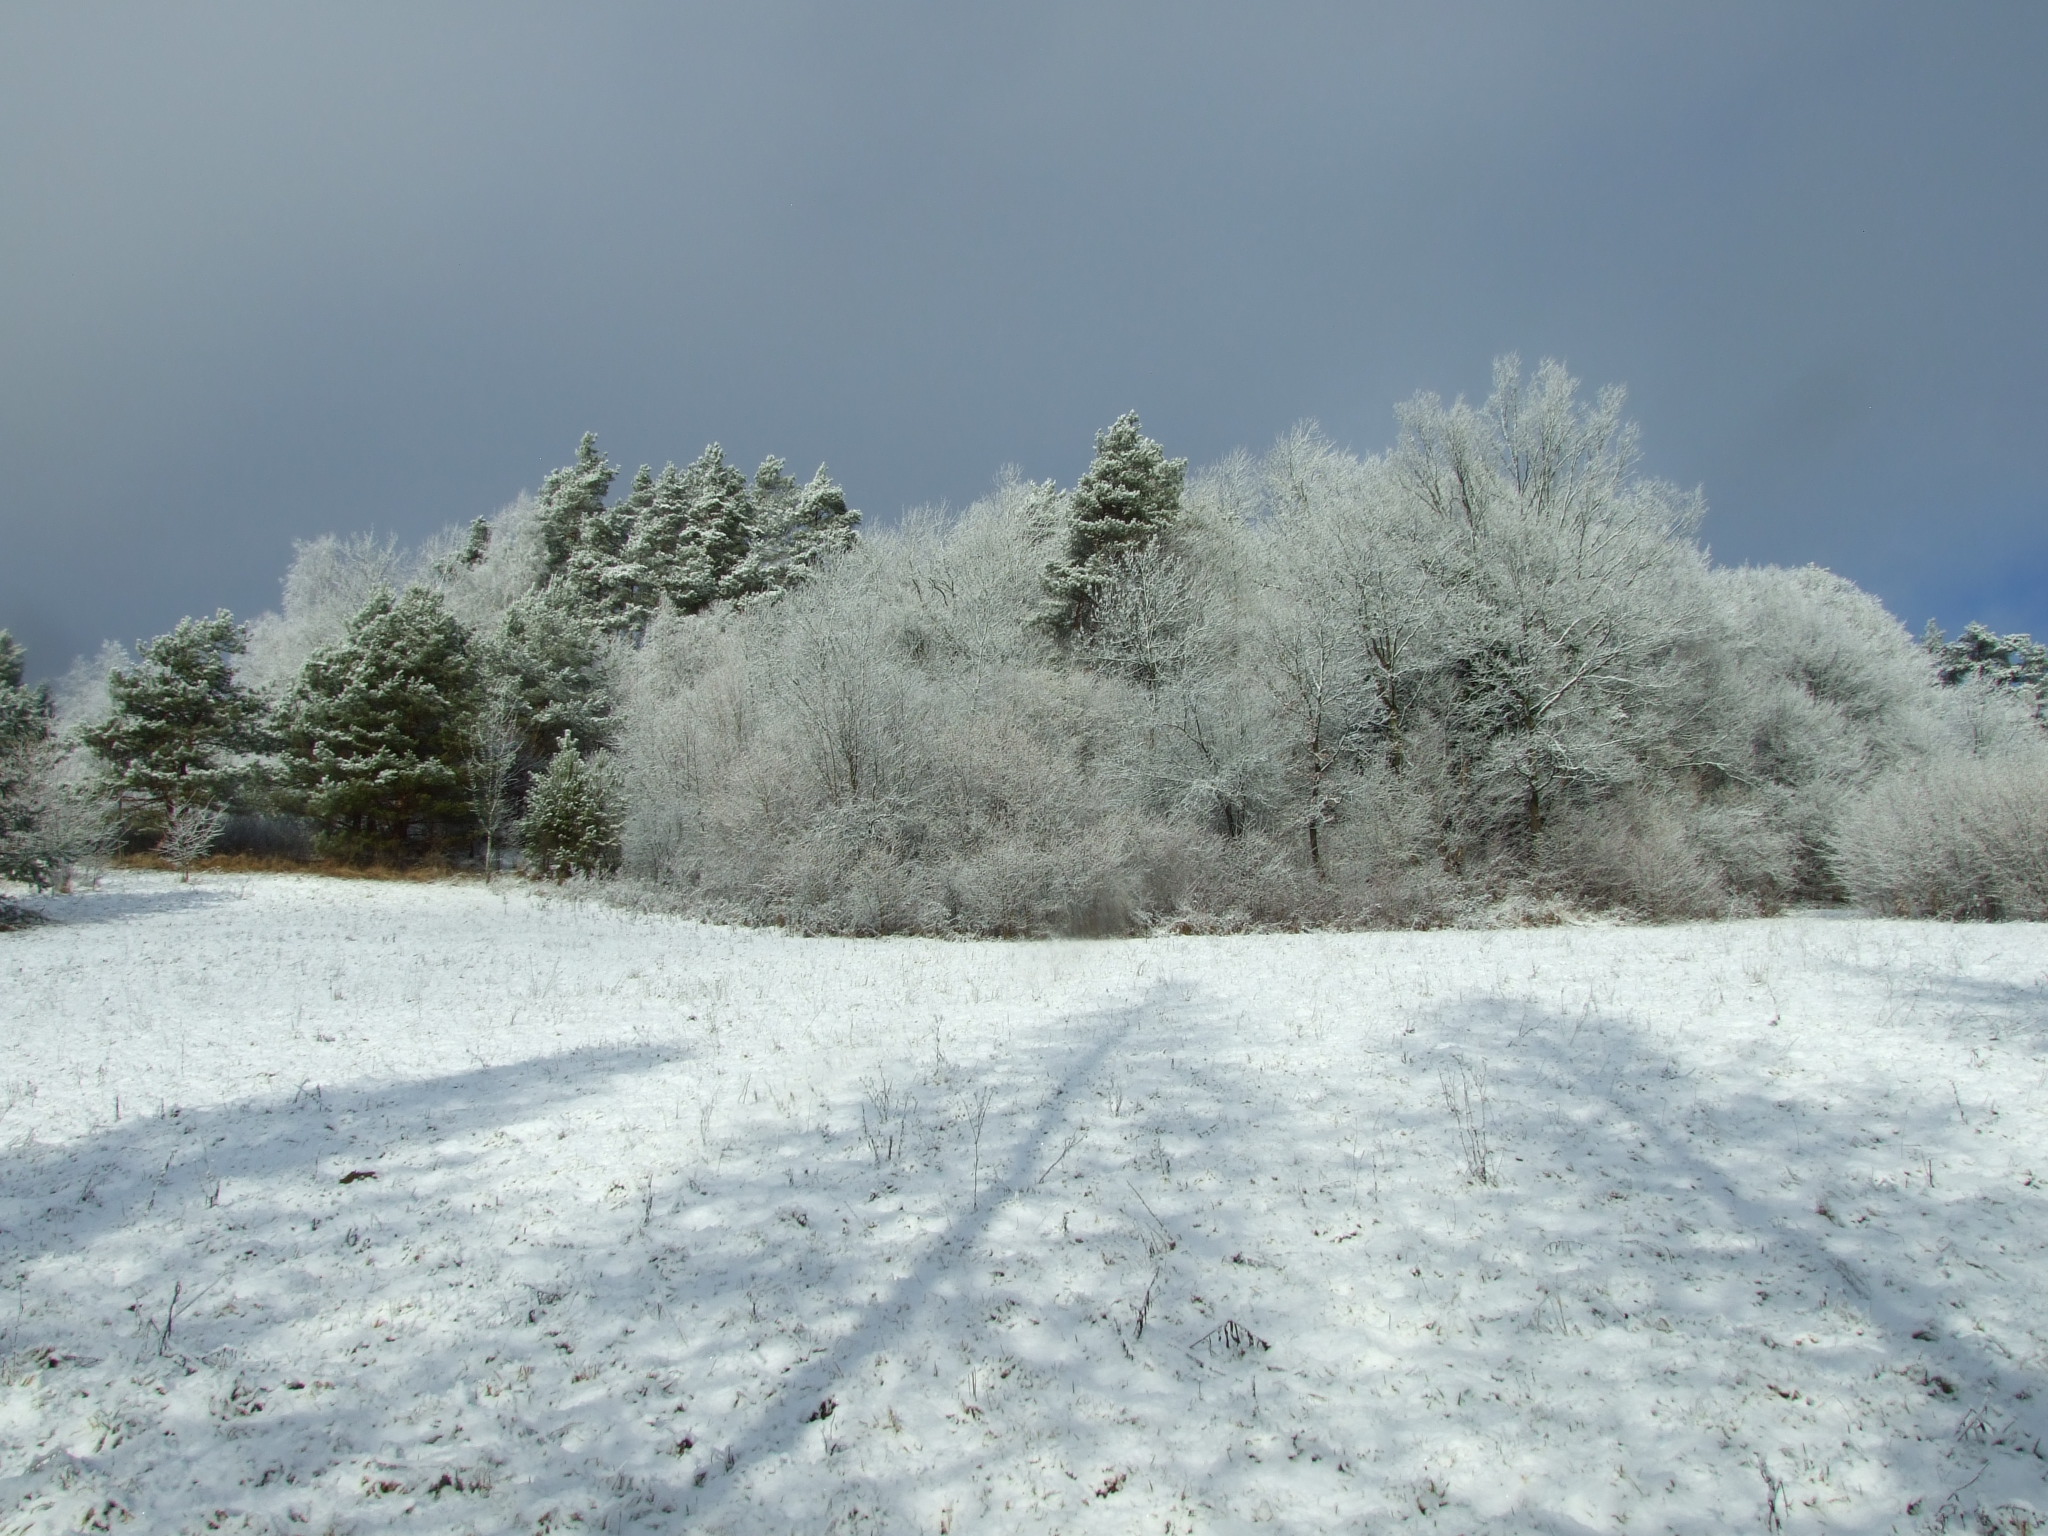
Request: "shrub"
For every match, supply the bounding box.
[1831,743,2048,919]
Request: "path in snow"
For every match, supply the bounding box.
[1,873,2045,1533]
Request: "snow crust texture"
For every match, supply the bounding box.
[2,874,2045,1533]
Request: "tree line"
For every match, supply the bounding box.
[1,437,857,886]
[5,360,2044,927]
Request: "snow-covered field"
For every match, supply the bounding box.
[1,875,2044,1534]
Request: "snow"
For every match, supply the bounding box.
[1,873,2045,1533]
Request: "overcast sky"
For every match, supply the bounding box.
[4,3,2044,676]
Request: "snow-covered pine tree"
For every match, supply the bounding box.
[534,433,617,583]
[670,444,754,613]
[617,463,693,625]
[81,610,268,841]
[281,587,482,861]
[520,435,856,632]
[459,516,492,568]
[1923,621,2046,719]
[727,459,860,601]
[0,631,52,893]
[560,463,655,632]
[0,632,43,750]
[1,632,109,894]
[520,732,621,880]
[1041,412,1187,637]
[608,446,755,619]
[481,591,614,769]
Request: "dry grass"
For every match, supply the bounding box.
[110,851,480,883]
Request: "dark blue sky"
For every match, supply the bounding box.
[4,4,2044,675]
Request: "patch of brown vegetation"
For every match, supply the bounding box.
[111,851,480,883]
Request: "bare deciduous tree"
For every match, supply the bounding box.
[158,802,229,881]
[463,686,523,879]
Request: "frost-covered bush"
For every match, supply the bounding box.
[615,536,1155,933]
[1832,741,2048,920]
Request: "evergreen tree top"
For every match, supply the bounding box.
[1068,411,1186,554]
[1924,620,2048,691]
[0,631,50,750]
[536,434,618,577]
[1039,411,1185,638]
[81,610,265,821]
[458,517,492,568]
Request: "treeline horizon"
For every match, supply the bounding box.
[6,357,2046,930]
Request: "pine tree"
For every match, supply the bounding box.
[1041,412,1186,637]
[523,435,858,631]
[281,587,482,861]
[534,433,617,581]
[1,632,108,893]
[0,631,53,889]
[520,733,621,880]
[1924,621,2047,717]
[0,632,44,751]
[81,610,267,839]
[673,444,755,612]
[600,446,755,619]
[561,464,655,631]
[458,516,492,568]
[617,463,693,624]
[728,459,860,601]
[482,590,613,769]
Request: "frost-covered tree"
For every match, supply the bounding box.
[482,590,615,769]
[1263,428,1438,774]
[520,733,621,880]
[559,463,654,630]
[0,631,54,890]
[1392,358,1708,854]
[157,801,230,881]
[667,444,755,612]
[81,610,268,840]
[281,587,481,860]
[1923,621,2045,720]
[0,632,44,750]
[0,735,109,895]
[1833,739,2048,920]
[1042,412,1187,637]
[727,459,861,601]
[241,532,412,694]
[535,433,618,582]
[462,683,524,878]
[1,632,112,893]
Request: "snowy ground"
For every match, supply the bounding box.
[1,874,2045,1534]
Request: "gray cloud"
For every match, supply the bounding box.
[3,2,2044,673]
